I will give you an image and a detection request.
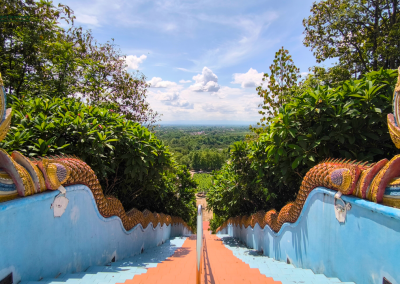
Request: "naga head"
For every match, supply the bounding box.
[36,159,70,190]
[0,74,71,201]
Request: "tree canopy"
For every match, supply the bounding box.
[254,47,300,131]
[208,68,399,232]
[0,0,158,126]
[303,0,400,76]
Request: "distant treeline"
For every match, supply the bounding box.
[180,150,226,171]
[155,126,250,170]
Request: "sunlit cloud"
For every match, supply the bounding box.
[190,67,220,92]
[232,68,264,88]
[124,55,147,70]
[148,77,180,88]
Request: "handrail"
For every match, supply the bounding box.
[196,204,203,284]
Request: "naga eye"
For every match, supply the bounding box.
[330,168,352,193]
[55,163,69,184]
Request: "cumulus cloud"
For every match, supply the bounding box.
[190,67,220,92]
[148,77,178,88]
[232,68,264,88]
[211,86,244,99]
[179,79,192,84]
[159,91,179,102]
[125,55,147,70]
[157,91,194,109]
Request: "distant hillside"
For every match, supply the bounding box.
[154,125,252,170]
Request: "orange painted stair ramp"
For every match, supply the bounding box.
[121,222,280,284]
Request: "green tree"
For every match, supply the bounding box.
[303,0,400,76]
[0,0,158,126]
[0,95,197,227]
[208,68,399,230]
[191,151,201,170]
[254,47,300,130]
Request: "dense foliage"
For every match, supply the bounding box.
[207,68,399,232]
[1,95,197,228]
[189,150,226,171]
[0,0,158,125]
[155,126,249,170]
[193,173,213,193]
[303,0,400,76]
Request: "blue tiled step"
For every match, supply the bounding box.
[218,235,355,284]
[20,237,187,284]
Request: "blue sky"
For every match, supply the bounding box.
[56,0,328,124]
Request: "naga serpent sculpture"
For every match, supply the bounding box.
[218,67,400,233]
[0,73,189,231]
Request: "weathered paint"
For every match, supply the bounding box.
[0,185,190,283]
[218,187,400,284]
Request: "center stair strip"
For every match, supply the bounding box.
[123,221,279,284]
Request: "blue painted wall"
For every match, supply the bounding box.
[218,187,400,284]
[0,185,190,283]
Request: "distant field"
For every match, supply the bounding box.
[193,173,213,192]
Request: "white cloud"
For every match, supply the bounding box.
[202,103,236,114]
[179,79,192,84]
[210,86,247,99]
[164,23,177,31]
[190,67,220,92]
[176,67,197,73]
[169,100,194,109]
[159,91,179,102]
[75,13,99,26]
[148,77,179,88]
[232,68,264,88]
[300,72,309,78]
[144,70,266,122]
[125,55,147,70]
[156,90,194,109]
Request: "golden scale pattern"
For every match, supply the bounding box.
[218,159,367,233]
[37,156,190,232]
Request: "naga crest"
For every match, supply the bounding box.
[387,67,400,148]
[0,74,70,201]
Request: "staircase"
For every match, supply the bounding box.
[219,235,355,284]
[20,237,187,284]
[19,233,357,284]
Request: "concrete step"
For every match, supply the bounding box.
[19,237,187,284]
[218,235,355,284]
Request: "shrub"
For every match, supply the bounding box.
[207,68,399,229]
[1,95,197,227]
